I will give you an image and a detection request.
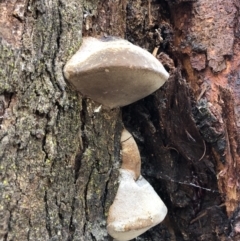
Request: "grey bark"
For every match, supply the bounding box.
[0,0,120,240]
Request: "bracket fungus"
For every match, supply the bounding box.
[121,129,141,180]
[107,129,168,241]
[63,36,169,240]
[63,37,169,108]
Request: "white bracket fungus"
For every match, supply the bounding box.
[107,129,168,241]
[63,37,169,109]
[63,37,169,240]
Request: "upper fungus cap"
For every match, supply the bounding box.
[63,37,169,108]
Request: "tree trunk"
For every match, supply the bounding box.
[0,0,240,240]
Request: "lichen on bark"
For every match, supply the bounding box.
[0,0,120,240]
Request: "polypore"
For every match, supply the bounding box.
[120,129,141,180]
[107,129,167,241]
[63,37,169,109]
[63,36,169,240]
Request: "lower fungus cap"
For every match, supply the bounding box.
[63,37,169,108]
[107,169,168,241]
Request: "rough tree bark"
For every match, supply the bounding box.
[0,0,240,241]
